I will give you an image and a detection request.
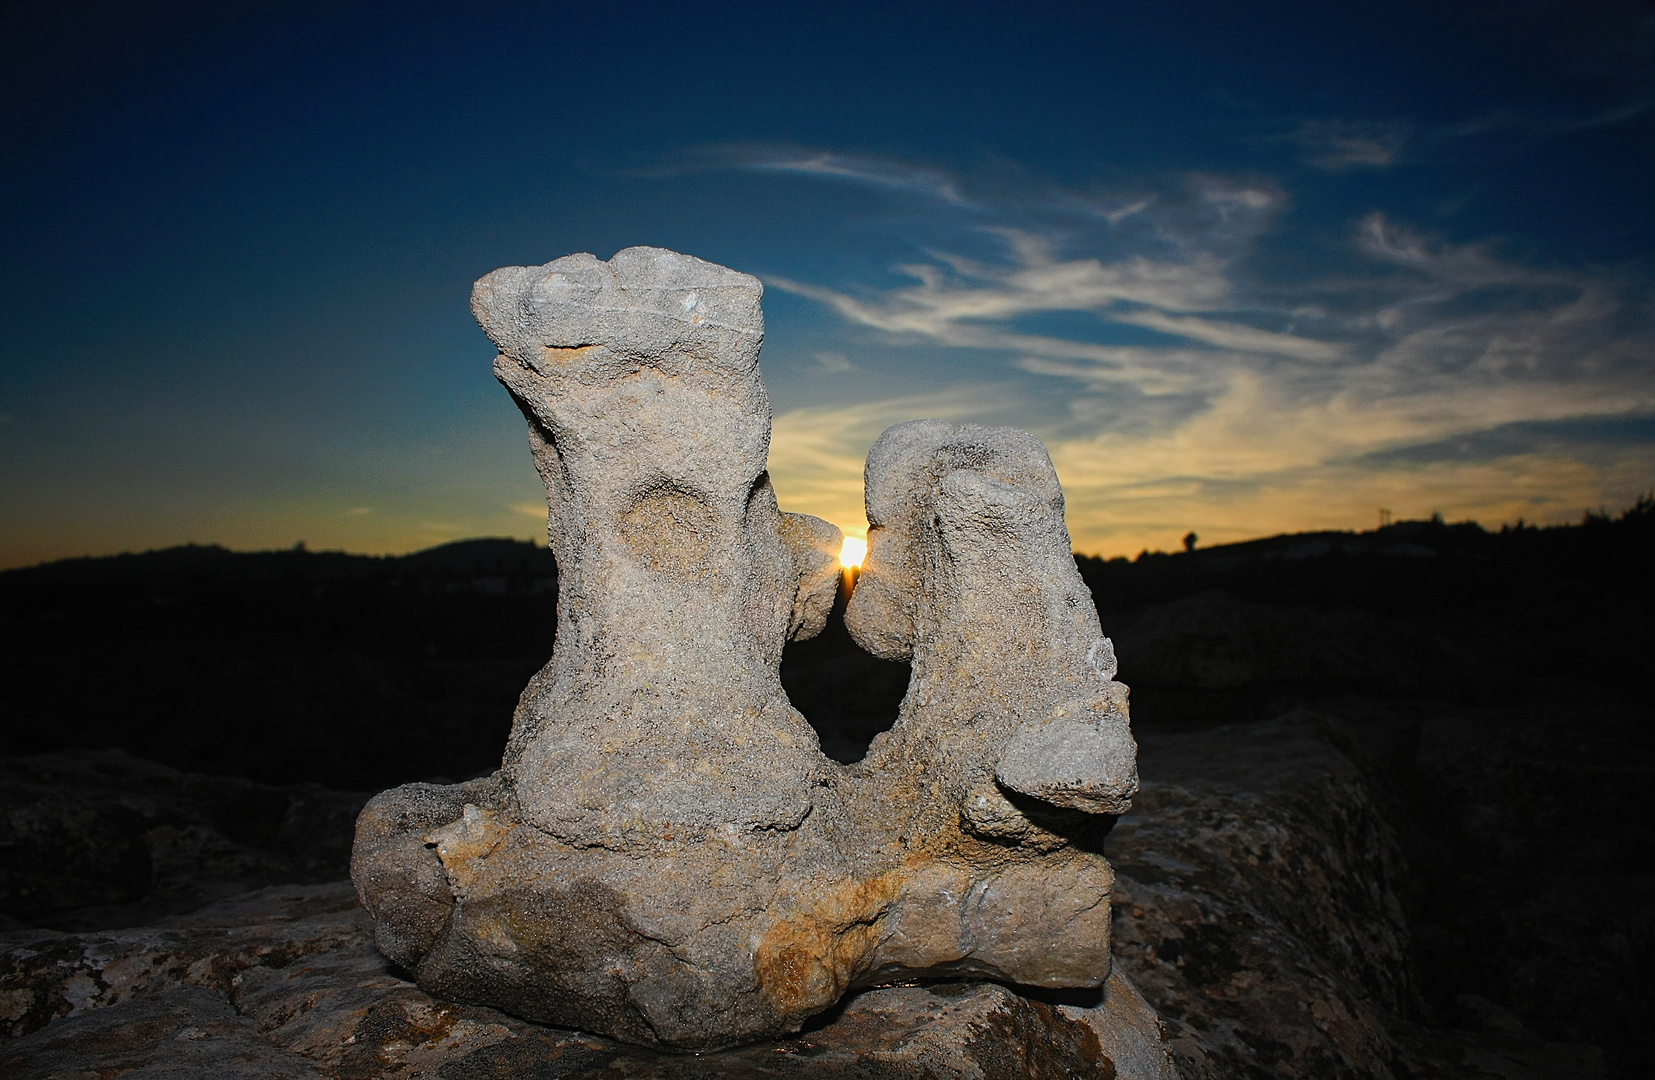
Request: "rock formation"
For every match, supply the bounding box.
[349,247,1145,1051]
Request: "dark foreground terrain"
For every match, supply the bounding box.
[2,500,1651,1077]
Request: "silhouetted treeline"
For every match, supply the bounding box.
[2,498,1650,789]
[1078,497,1654,620]
[1079,496,1655,724]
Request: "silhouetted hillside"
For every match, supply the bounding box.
[2,539,558,789]
[3,499,1650,788]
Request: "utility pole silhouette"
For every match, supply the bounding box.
[1378,508,1392,529]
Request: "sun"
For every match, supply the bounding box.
[839,535,867,570]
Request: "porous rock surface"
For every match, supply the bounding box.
[349,249,1146,1050]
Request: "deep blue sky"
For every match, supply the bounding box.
[3,1,1652,565]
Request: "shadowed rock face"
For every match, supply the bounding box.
[350,248,1145,1051]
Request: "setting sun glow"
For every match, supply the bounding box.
[839,535,867,570]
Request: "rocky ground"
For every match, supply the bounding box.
[4,695,1646,1078]
[0,749,1173,1079]
[0,877,1169,1079]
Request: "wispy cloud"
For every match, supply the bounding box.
[1434,98,1655,142]
[765,212,1343,370]
[744,149,971,206]
[741,149,1655,552]
[641,143,973,206]
[1111,310,1344,361]
[812,351,856,373]
[1288,119,1412,170]
[1278,98,1652,174]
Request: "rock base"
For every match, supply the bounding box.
[1,881,1174,1079]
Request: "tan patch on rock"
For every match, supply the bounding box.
[425,805,508,900]
[755,869,910,1016]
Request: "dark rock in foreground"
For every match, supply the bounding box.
[1106,714,1410,1078]
[1102,709,1625,1080]
[0,750,367,931]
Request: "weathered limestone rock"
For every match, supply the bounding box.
[471,247,839,843]
[350,249,1145,1051]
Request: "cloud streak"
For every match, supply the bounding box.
[1282,96,1653,174]
[743,149,972,206]
[639,143,975,206]
[1288,119,1412,170]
